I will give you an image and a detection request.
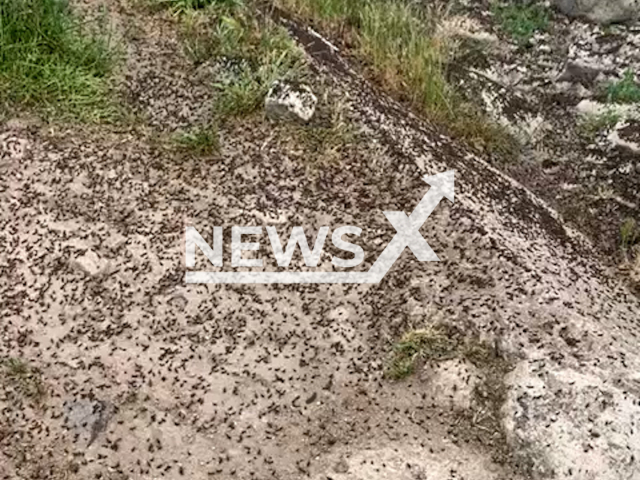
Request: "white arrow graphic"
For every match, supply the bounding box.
[185,170,454,284]
[365,170,454,282]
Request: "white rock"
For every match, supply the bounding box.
[575,99,639,120]
[73,249,108,276]
[265,81,317,123]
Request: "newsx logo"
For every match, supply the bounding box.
[185,171,454,284]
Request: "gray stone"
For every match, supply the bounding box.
[265,80,317,123]
[504,362,640,480]
[553,0,640,24]
[63,399,114,446]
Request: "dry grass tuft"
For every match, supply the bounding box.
[1,358,47,404]
[385,324,495,380]
[279,0,519,159]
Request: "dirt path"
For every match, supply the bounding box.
[2,2,640,480]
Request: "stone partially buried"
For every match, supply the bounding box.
[265,80,317,123]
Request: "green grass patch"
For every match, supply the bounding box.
[279,0,518,159]
[171,1,307,118]
[386,326,457,379]
[356,1,451,113]
[300,103,353,161]
[172,124,220,154]
[156,0,219,14]
[282,0,451,115]
[601,70,640,104]
[0,0,118,121]
[491,1,549,45]
[385,324,495,380]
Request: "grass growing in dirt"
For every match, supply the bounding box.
[0,0,118,121]
[170,0,308,118]
[578,109,621,139]
[386,327,456,379]
[293,95,354,162]
[172,125,220,154]
[279,0,518,159]
[1,358,47,403]
[385,324,495,380]
[621,218,639,255]
[356,1,451,114]
[281,0,450,112]
[491,1,549,45]
[156,0,219,14]
[601,70,640,104]
[385,323,516,469]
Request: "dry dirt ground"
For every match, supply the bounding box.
[2,2,640,480]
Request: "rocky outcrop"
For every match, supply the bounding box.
[553,0,640,23]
